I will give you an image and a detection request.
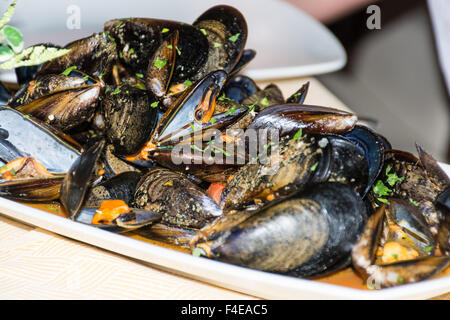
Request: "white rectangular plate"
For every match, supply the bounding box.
[0,163,449,300]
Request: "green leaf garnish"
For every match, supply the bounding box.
[228,33,240,42]
[373,180,392,197]
[61,65,78,76]
[386,172,404,187]
[260,96,269,109]
[184,79,192,87]
[154,59,167,69]
[0,1,17,30]
[2,25,23,53]
[192,247,205,257]
[166,44,173,49]
[377,198,389,204]
[161,27,170,33]
[0,45,71,69]
[200,28,207,36]
[397,275,404,283]
[0,43,14,62]
[213,42,222,48]
[293,128,303,141]
[175,45,181,55]
[150,101,159,108]
[225,104,237,115]
[210,117,216,125]
[110,88,121,95]
[310,162,318,172]
[264,142,275,151]
[409,198,420,207]
[424,245,433,253]
[135,73,143,79]
[190,144,204,153]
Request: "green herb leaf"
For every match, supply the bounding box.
[228,33,240,43]
[424,245,433,253]
[386,172,404,187]
[260,96,269,109]
[210,117,216,125]
[225,104,237,115]
[154,59,167,69]
[190,144,204,153]
[110,88,121,95]
[0,43,13,63]
[166,44,173,49]
[161,27,170,33]
[310,162,318,172]
[175,45,181,55]
[150,101,159,108]
[0,1,17,30]
[377,197,389,204]
[135,73,143,79]
[61,65,78,76]
[115,20,124,27]
[397,275,404,283]
[373,180,392,197]
[184,79,192,87]
[293,128,303,141]
[385,164,392,175]
[192,247,205,257]
[0,45,71,70]
[409,198,420,207]
[392,254,398,259]
[213,42,222,48]
[2,25,23,53]
[200,28,207,36]
[264,142,275,151]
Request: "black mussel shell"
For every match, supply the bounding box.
[101,84,158,156]
[37,33,117,77]
[0,107,81,172]
[223,75,259,103]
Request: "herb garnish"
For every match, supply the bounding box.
[154,59,167,69]
[293,128,303,141]
[229,33,240,42]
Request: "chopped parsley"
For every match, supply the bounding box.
[397,275,404,284]
[424,245,433,253]
[293,128,303,141]
[200,28,207,36]
[213,42,222,48]
[184,79,192,87]
[154,59,167,69]
[409,198,420,207]
[210,117,216,125]
[150,101,159,108]
[373,180,392,197]
[135,73,144,79]
[166,44,173,49]
[229,33,240,43]
[110,88,121,95]
[161,27,170,33]
[225,104,237,115]
[260,96,269,109]
[61,65,77,76]
[310,162,319,172]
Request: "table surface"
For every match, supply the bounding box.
[0,77,448,300]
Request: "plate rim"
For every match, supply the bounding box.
[0,191,449,300]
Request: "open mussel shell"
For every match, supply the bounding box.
[0,107,81,172]
[194,182,367,278]
[16,81,104,132]
[101,84,158,156]
[37,32,117,77]
[8,70,97,109]
[241,84,284,111]
[60,139,105,220]
[0,175,65,202]
[352,200,449,288]
[152,70,228,146]
[248,104,358,137]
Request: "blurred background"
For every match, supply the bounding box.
[291,0,450,163]
[1,0,449,162]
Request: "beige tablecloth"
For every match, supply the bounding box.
[0,77,448,300]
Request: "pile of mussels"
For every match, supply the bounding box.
[0,5,449,288]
